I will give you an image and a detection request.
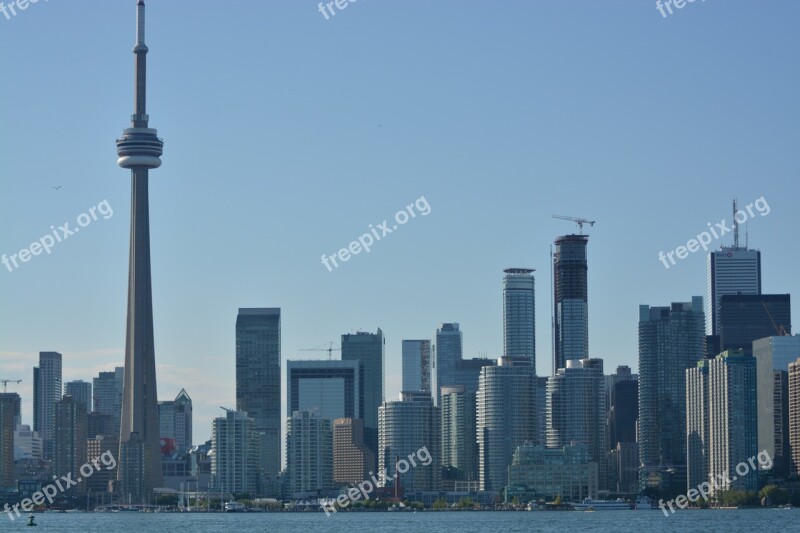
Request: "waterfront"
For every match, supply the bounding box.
[4,509,796,532]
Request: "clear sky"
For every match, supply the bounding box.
[1,0,798,448]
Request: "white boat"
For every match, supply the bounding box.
[224,501,246,513]
[634,496,659,510]
[572,498,631,511]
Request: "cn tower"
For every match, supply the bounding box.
[116,0,163,501]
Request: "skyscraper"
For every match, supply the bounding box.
[440,385,478,487]
[285,411,333,497]
[287,360,360,422]
[686,360,710,492]
[159,389,193,451]
[93,367,124,438]
[719,294,791,354]
[638,298,704,469]
[116,0,165,500]
[54,396,88,496]
[0,393,20,489]
[708,350,758,494]
[211,409,259,496]
[333,418,374,486]
[608,376,638,448]
[546,358,606,488]
[378,392,440,493]
[503,268,536,366]
[33,351,62,461]
[342,329,384,467]
[706,247,761,337]
[553,235,589,373]
[236,308,281,490]
[789,358,800,477]
[401,340,431,394]
[431,323,462,405]
[64,380,92,413]
[476,357,536,492]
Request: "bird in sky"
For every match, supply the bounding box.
[52,186,62,190]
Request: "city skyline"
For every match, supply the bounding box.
[2,0,799,456]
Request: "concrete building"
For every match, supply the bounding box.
[476,357,536,492]
[431,323,463,405]
[0,393,20,488]
[503,268,536,366]
[332,418,374,486]
[211,410,259,496]
[553,234,589,372]
[54,396,88,496]
[12,425,42,461]
[402,340,431,394]
[236,307,281,491]
[607,442,639,495]
[686,360,710,492]
[505,444,598,503]
[708,350,758,494]
[286,411,333,498]
[342,329,384,468]
[546,358,606,488]
[33,351,62,461]
[378,392,440,493]
[440,385,477,487]
[789,359,800,477]
[86,435,119,493]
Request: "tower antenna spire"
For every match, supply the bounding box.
[733,198,740,249]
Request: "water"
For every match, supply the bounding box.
[5,509,795,532]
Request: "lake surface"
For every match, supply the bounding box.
[5,509,795,532]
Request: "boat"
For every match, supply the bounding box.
[571,498,632,511]
[224,501,246,513]
[634,496,659,510]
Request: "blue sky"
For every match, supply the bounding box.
[1,0,798,447]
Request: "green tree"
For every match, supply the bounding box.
[432,498,448,510]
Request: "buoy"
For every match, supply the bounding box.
[27,513,37,526]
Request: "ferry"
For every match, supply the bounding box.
[224,501,246,513]
[571,498,632,511]
[634,496,659,510]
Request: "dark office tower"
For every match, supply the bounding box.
[553,235,589,374]
[706,246,761,337]
[33,351,62,461]
[55,396,88,496]
[454,358,496,395]
[503,268,536,366]
[93,367,124,438]
[64,380,92,413]
[431,323,463,405]
[88,412,114,439]
[0,393,20,489]
[116,0,165,501]
[719,294,791,354]
[342,329,385,468]
[609,379,638,447]
[236,308,281,490]
[638,297,705,470]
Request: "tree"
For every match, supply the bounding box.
[759,485,790,506]
[432,498,448,510]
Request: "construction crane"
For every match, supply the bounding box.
[762,301,789,336]
[1,380,21,393]
[219,406,234,413]
[552,214,596,234]
[300,341,341,360]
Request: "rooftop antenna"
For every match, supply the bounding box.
[733,198,740,249]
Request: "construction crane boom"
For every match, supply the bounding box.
[300,341,341,360]
[0,380,21,393]
[552,214,596,234]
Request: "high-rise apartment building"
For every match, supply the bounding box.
[286,411,333,497]
[686,360,710,492]
[788,359,800,477]
[54,395,88,496]
[333,418,374,486]
[211,409,259,496]
[431,323,462,405]
[440,385,477,486]
[503,268,536,366]
[402,340,431,394]
[64,380,92,414]
[0,393,20,488]
[33,351,62,461]
[342,329,384,467]
[93,367,124,438]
